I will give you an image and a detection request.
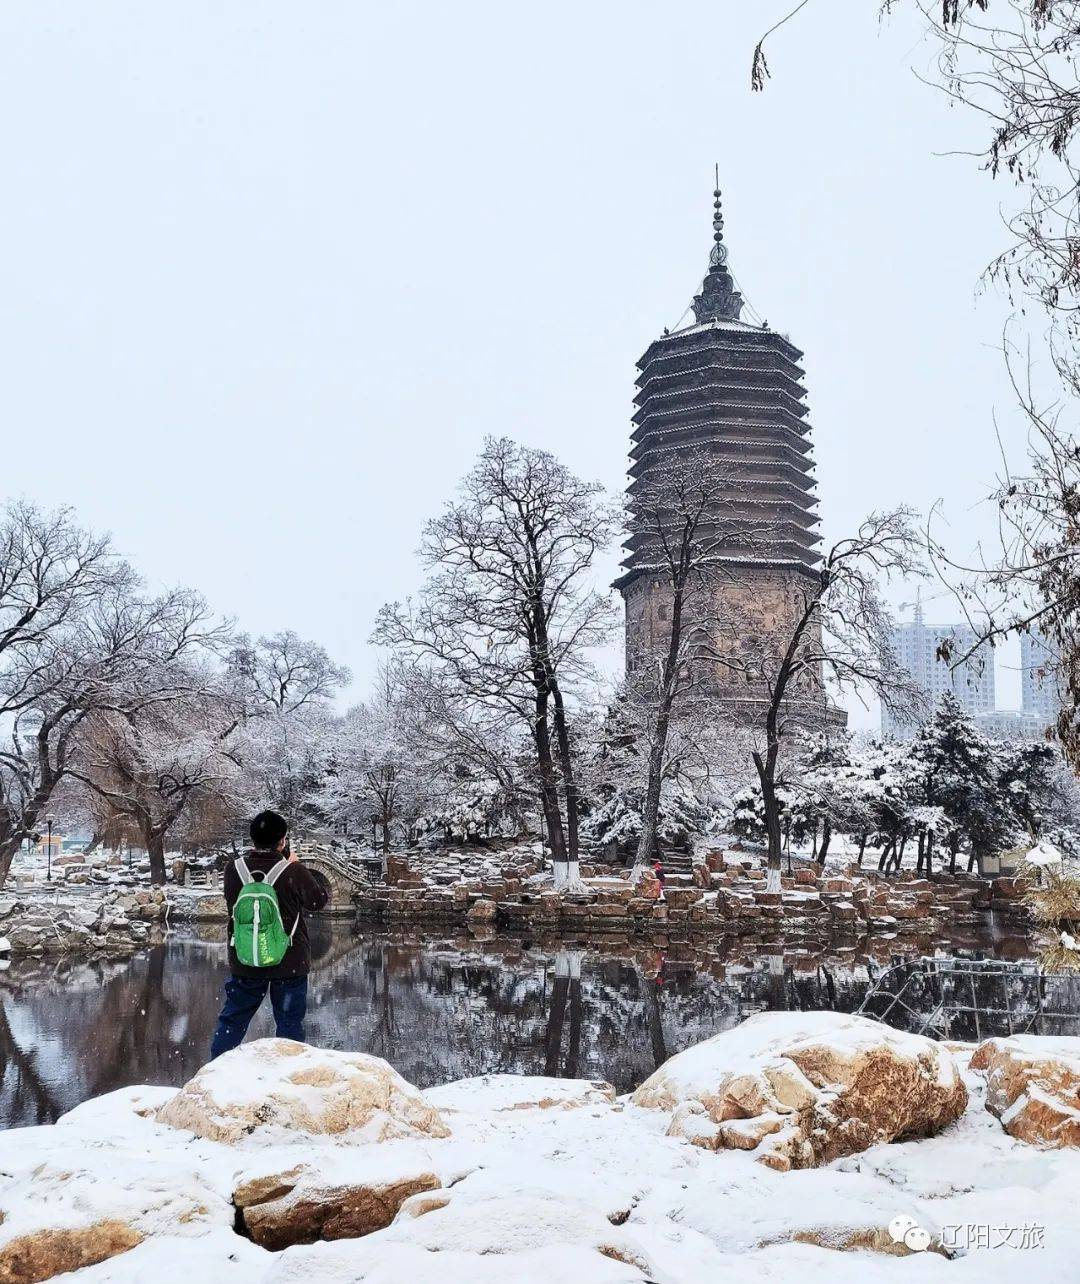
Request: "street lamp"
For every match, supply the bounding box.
[45,814,54,883]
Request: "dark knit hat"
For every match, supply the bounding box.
[250,810,289,850]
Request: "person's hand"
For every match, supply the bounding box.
[287,848,299,864]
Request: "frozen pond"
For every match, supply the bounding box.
[0,919,1058,1128]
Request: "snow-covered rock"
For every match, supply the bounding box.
[0,1221,142,1282]
[6,1023,1080,1283]
[632,1011,967,1169]
[970,1034,1080,1148]
[156,1038,451,1143]
[234,1153,441,1250]
[0,1142,230,1283]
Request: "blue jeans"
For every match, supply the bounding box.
[210,974,308,1059]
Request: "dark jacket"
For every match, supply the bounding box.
[223,850,329,979]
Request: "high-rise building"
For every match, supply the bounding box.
[973,709,1047,742]
[1020,629,1061,733]
[881,601,996,736]
[615,180,836,724]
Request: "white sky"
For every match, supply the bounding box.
[0,2,1034,726]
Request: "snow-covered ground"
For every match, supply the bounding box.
[1,1018,1077,1283]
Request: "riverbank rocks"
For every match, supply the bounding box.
[5,1009,1080,1282]
[632,1011,967,1170]
[970,1034,1080,1148]
[355,849,1028,942]
[157,1039,451,1143]
[0,893,165,958]
[0,1222,142,1283]
[234,1157,441,1250]
[465,897,497,925]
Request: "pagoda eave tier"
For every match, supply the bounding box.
[637,322,804,370]
[631,416,811,446]
[628,445,816,478]
[614,553,824,592]
[624,521,823,551]
[636,354,806,392]
[633,395,809,429]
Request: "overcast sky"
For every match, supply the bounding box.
[0,3,1032,724]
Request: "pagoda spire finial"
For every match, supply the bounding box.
[692,166,743,325]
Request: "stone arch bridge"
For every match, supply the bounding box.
[296,847,374,915]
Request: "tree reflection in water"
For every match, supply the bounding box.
[0,922,1036,1128]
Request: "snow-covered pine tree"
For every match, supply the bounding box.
[911,692,1014,873]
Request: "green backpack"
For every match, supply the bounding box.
[231,857,296,968]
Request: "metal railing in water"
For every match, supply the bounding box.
[857,957,1080,1042]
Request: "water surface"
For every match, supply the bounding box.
[0,920,1053,1129]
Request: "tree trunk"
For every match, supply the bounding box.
[634,584,685,879]
[640,967,668,1069]
[752,598,814,896]
[565,975,583,1078]
[145,827,167,886]
[532,690,568,880]
[0,837,25,891]
[635,734,666,879]
[753,750,783,893]
[544,966,570,1077]
[818,819,831,865]
[547,668,582,882]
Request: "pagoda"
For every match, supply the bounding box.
[616,178,831,721]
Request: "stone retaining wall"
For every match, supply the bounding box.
[0,888,171,957]
[355,851,1031,943]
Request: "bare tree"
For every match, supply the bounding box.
[624,452,764,874]
[316,667,417,852]
[0,502,222,887]
[374,437,617,888]
[226,631,349,824]
[743,510,927,891]
[227,630,351,716]
[392,660,533,833]
[752,4,1080,772]
[69,673,244,883]
[928,343,1080,762]
[754,2,1080,351]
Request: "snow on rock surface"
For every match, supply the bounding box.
[970,1034,1080,1148]
[233,1151,441,1250]
[5,1022,1080,1283]
[632,1011,967,1169]
[156,1037,451,1142]
[425,1073,615,1113]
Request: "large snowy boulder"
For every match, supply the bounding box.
[632,1012,967,1170]
[156,1039,450,1143]
[0,1146,227,1284]
[233,1152,441,1250]
[0,1222,142,1283]
[267,1190,657,1283]
[970,1034,1080,1148]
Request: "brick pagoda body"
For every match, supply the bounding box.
[616,183,838,726]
